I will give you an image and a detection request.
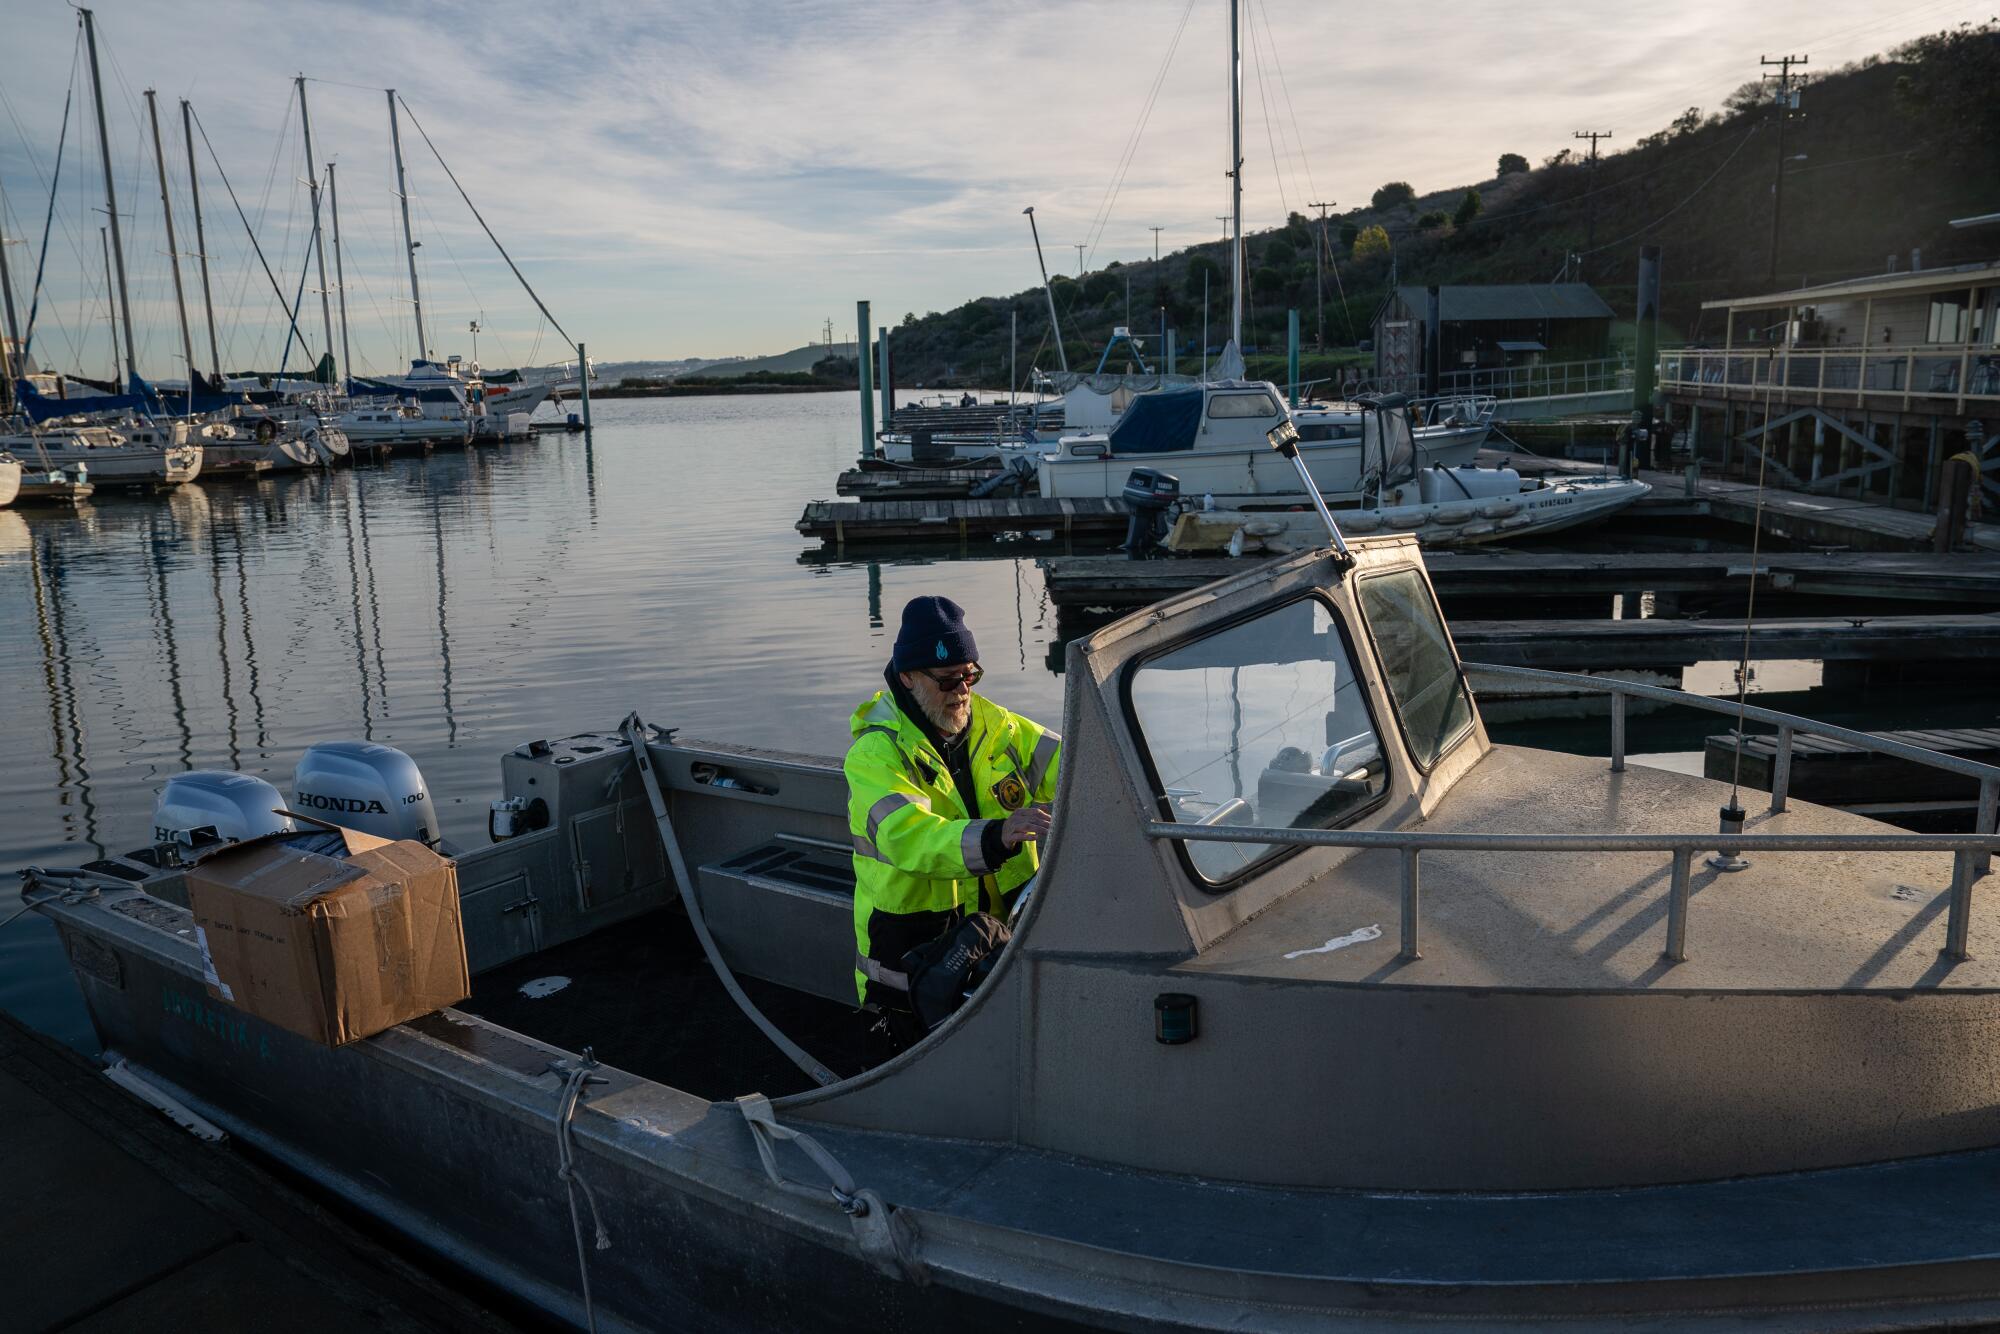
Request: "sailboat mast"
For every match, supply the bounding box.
[100,226,119,380]
[295,76,336,379]
[386,90,427,363]
[181,100,222,381]
[0,173,23,385]
[327,160,352,386]
[1023,206,1067,372]
[143,90,196,390]
[1228,0,1243,352]
[81,8,137,384]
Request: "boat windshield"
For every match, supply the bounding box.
[1128,595,1387,887]
[1357,567,1474,769]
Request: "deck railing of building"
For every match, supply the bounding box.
[1364,355,1631,403]
[1142,663,2000,967]
[1661,345,2000,411]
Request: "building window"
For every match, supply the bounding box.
[1927,290,1973,345]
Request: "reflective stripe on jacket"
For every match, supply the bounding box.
[845,690,1060,1003]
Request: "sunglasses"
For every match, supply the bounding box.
[922,665,983,691]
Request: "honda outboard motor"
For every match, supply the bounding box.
[1121,466,1180,560]
[292,741,439,845]
[153,772,297,847]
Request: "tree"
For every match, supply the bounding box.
[1338,221,1360,252]
[1723,80,1767,115]
[1371,180,1417,211]
[1352,224,1391,260]
[1894,20,2000,164]
[1541,147,1574,169]
[1415,209,1450,231]
[1082,270,1120,304]
[1496,152,1529,176]
[1452,189,1482,228]
[1671,105,1703,136]
[1184,254,1223,300]
[1251,266,1284,297]
[1262,238,1295,268]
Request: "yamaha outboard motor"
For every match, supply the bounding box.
[1121,466,1180,560]
[153,772,297,848]
[292,741,439,845]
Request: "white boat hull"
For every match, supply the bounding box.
[1038,423,1487,502]
[0,458,20,507]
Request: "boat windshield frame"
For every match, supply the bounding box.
[1354,564,1477,773]
[1117,587,1393,893]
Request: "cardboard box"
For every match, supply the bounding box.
[186,827,470,1046]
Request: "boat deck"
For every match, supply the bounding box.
[1182,745,2000,990]
[458,905,875,1097]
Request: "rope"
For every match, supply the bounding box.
[394,95,575,348]
[1727,343,1783,805]
[551,1051,612,1334]
[735,1093,926,1284]
[4,873,109,930]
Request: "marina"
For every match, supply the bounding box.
[5,1,2000,1330]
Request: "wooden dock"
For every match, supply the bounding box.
[1449,611,2000,669]
[799,497,1128,549]
[0,1010,520,1333]
[1703,727,2000,822]
[835,466,1010,500]
[1039,551,2000,611]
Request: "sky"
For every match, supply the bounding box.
[0,0,1990,374]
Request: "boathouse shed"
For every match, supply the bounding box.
[1373,284,1614,383]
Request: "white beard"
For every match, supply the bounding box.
[917,692,971,737]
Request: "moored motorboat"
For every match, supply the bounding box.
[23,518,2000,1330]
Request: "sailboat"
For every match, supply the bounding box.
[1033,7,1488,504]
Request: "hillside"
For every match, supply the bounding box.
[700,341,859,378]
[880,21,2000,387]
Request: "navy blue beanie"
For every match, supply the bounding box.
[892,596,978,672]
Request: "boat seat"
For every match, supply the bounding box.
[695,834,857,1004]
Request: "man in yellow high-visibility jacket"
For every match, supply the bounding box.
[846,596,1060,1024]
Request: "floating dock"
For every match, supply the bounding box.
[1040,550,2000,611]
[1705,726,2000,826]
[798,496,1128,549]
[801,460,1997,553]
[0,1010,518,1333]
[1450,611,2000,670]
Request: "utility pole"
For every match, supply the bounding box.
[143,89,196,394]
[1023,206,1067,372]
[1572,130,1613,278]
[180,100,222,382]
[1309,200,1334,349]
[1072,242,1086,277]
[1762,53,1808,283]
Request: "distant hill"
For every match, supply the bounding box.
[699,342,858,378]
[877,21,2000,386]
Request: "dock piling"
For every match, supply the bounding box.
[577,342,591,431]
[857,300,876,460]
[1287,310,1300,407]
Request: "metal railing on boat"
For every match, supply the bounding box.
[1141,664,2000,967]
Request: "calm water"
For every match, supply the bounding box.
[0,393,1061,1046]
[5,393,1994,1048]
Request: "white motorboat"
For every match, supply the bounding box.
[1036,380,1487,502]
[0,421,202,488]
[335,401,473,447]
[1164,404,1650,554]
